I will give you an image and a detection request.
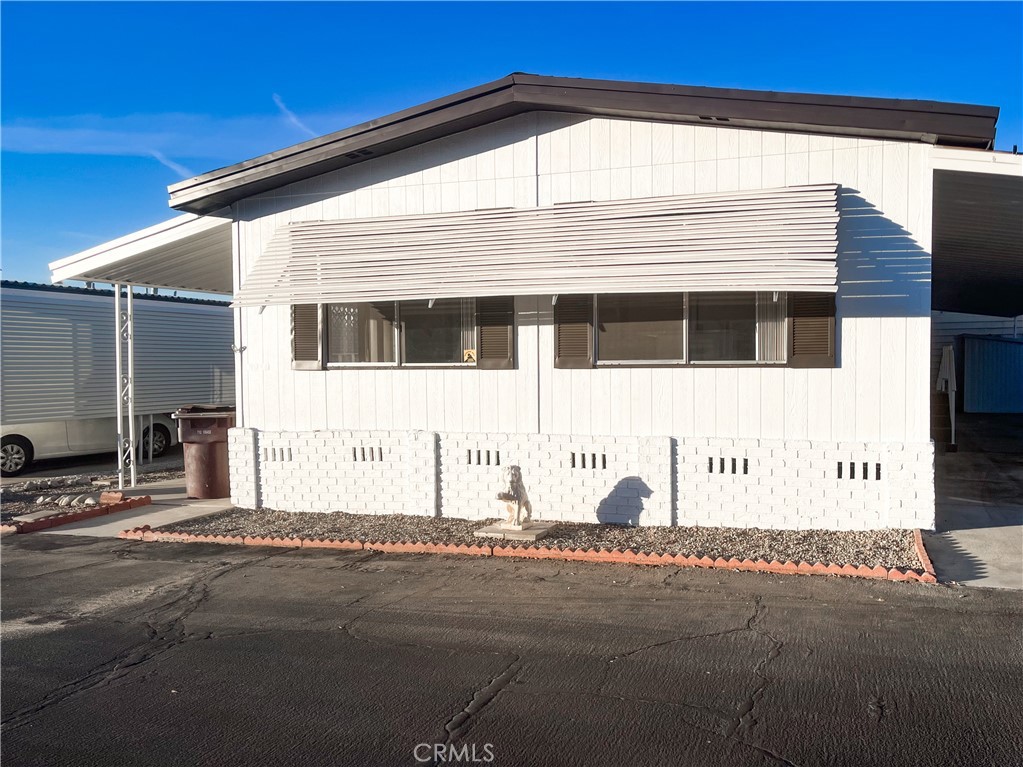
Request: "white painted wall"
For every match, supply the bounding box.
[234,112,933,445]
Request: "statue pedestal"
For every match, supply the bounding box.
[473,522,554,542]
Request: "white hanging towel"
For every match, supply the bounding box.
[936,344,957,394]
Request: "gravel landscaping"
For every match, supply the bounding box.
[1,467,184,523]
[160,508,923,570]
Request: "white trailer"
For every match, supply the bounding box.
[1,281,234,476]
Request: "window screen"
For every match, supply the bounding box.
[326,302,397,364]
[688,292,757,362]
[596,294,685,362]
[401,299,476,364]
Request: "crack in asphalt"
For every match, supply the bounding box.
[722,596,786,741]
[609,624,749,662]
[442,655,522,746]
[601,595,797,767]
[514,686,800,767]
[1,550,287,732]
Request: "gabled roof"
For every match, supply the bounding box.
[168,73,1000,215]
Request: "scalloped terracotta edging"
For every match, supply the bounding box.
[115,525,935,584]
[492,541,936,583]
[364,540,492,556]
[912,529,938,582]
[6,496,152,535]
[118,526,364,551]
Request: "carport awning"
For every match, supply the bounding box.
[233,184,839,307]
[932,168,1023,317]
[49,213,233,294]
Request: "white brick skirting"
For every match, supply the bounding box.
[675,437,934,531]
[227,428,934,530]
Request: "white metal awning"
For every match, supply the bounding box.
[49,213,233,294]
[234,184,839,307]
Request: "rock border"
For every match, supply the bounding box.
[117,525,936,583]
[2,497,153,535]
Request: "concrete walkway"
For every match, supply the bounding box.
[38,477,231,538]
[925,415,1023,591]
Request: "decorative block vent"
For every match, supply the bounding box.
[837,461,882,480]
[467,449,501,467]
[263,447,293,462]
[352,446,385,462]
[570,452,608,470]
[708,456,748,475]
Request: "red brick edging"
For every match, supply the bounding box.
[117,525,937,583]
[912,528,937,581]
[2,496,153,535]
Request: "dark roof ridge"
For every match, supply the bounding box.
[168,73,1000,215]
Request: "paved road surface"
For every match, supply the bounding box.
[2,535,1020,767]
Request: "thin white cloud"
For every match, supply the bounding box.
[149,150,195,178]
[1,109,363,165]
[272,93,317,138]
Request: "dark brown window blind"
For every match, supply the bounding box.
[477,296,515,370]
[554,295,594,369]
[788,293,836,368]
[292,304,322,370]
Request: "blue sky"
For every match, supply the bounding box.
[2,1,1021,284]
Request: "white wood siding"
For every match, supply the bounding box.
[235,113,933,443]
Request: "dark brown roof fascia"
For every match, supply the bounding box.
[169,73,999,215]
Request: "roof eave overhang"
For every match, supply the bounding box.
[168,74,999,215]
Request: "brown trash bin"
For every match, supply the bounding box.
[172,405,236,499]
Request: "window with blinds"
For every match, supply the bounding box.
[293,298,515,368]
[555,291,828,367]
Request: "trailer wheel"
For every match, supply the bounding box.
[140,424,171,459]
[1,436,33,477]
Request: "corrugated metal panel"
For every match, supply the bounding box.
[932,170,1023,317]
[964,336,1023,413]
[1,288,235,424]
[235,184,839,307]
[929,311,1022,396]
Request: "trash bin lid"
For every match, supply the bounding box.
[172,404,237,419]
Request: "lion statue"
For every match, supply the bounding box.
[496,465,533,529]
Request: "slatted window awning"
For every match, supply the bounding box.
[233,184,839,307]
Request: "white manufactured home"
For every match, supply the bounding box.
[1,281,234,475]
[49,75,1023,530]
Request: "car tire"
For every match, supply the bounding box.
[140,424,171,459]
[1,435,34,477]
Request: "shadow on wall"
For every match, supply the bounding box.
[836,190,930,321]
[596,476,652,527]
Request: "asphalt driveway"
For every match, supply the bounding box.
[2,534,1020,767]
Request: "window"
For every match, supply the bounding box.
[688,292,757,362]
[401,298,476,365]
[596,293,685,362]
[305,297,500,368]
[555,291,797,367]
[326,302,397,364]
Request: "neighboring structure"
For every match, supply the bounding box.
[48,74,1023,530]
[1,281,234,475]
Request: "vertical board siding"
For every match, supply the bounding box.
[237,112,931,443]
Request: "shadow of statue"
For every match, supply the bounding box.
[596,477,652,527]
